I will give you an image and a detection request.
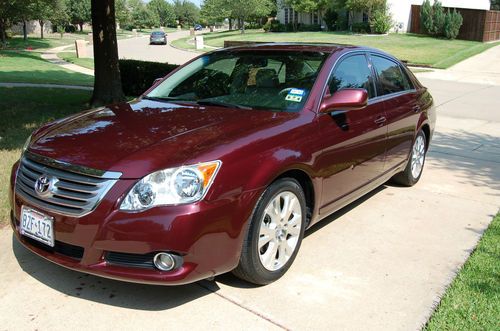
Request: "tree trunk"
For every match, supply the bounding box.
[39,20,44,39]
[79,22,84,32]
[23,21,27,40]
[0,19,6,45]
[229,18,232,30]
[240,18,245,34]
[90,0,125,106]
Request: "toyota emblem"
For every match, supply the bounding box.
[34,175,52,196]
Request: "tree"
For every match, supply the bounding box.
[285,0,328,31]
[66,0,91,31]
[443,9,463,39]
[345,0,385,31]
[28,0,65,39]
[90,0,125,106]
[200,0,230,27]
[421,0,433,34]
[227,0,274,33]
[173,0,200,27]
[491,0,500,10]
[51,0,70,38]
[115,0,131,26]
[431,0,445,36]
[132,5,157,28]
[147,0,176,27]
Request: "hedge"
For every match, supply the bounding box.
[119,59,179,96]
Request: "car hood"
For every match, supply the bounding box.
[29,99,297,178]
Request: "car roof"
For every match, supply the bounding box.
[215,42,397,61]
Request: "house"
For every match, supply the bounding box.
[276,0,491,32]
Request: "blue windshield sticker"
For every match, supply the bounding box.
[285,89,305,102]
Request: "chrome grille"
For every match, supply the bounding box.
[15,151,121,217]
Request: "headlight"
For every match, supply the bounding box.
[120,161,221,211]
[22,134,32,155]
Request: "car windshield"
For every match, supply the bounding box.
[146,50,329,112]
[152,32,164,35]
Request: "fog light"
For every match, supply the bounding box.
[153,252,176,271]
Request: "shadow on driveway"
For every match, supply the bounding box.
[12,235,220,311]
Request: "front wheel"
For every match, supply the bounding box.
[392,130,427,186]
[232,178,306,285]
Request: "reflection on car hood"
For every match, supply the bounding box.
[28,99,296,178]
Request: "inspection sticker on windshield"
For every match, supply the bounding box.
[285,89,305,102]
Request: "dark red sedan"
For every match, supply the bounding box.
[9,44,435,285]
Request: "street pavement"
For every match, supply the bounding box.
[1,47,499,330]
[86,30,198,65]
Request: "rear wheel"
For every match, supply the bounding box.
[232,178,306,285]
[392,130,427,186]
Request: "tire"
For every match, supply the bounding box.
[232,178,307,285]
[392,130,427,186]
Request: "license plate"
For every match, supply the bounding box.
[20,206,55,247]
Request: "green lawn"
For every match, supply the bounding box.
[58,51,95,70]
[0,87,92,227]
[0,51,93,86]
[425,213,500,330]
[175,30,500,69]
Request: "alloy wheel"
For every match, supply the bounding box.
[258,191,302,271]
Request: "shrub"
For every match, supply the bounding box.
[264,19,286,32]
[297,24,322,32]
[119,59,178,96]
[431,0,445,35]
[65,25,77,33]
[444,9,463,39]
[323,8,339,31]
[352,22,370,34]
[370,5,393,34]
[421,0,433,34]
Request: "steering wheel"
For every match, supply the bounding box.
[278,87,294,98]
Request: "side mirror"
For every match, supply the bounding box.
[320,89,368,113]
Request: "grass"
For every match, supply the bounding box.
[174,30,500,69]
[425,213,500,330]
[0,51,93,86]
[0,87,92,226]
[58,51,95,70]
[170,34,215,53]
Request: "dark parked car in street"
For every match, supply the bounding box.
[149,31,167,45]
[194,24,203,31]
[10,43,435,285]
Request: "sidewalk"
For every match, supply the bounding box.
[415,44,500,85]
[41,45,95,76]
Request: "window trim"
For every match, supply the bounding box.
[323,52,377,98]
[368,52,416,99]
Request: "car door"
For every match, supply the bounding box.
[317,53,388,214]
[370,54,419,171]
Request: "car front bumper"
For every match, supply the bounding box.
[9,161,259,285]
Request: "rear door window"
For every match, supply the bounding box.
[371,55,412,96]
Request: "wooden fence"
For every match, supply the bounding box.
[410,5,500,42]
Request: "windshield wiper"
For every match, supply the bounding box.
[196,100,252,110]
[143,96,193,103]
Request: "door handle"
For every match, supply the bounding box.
[413,105,421,113]
[374,116,387,126]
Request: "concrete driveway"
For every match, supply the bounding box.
[86,30,198,65]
